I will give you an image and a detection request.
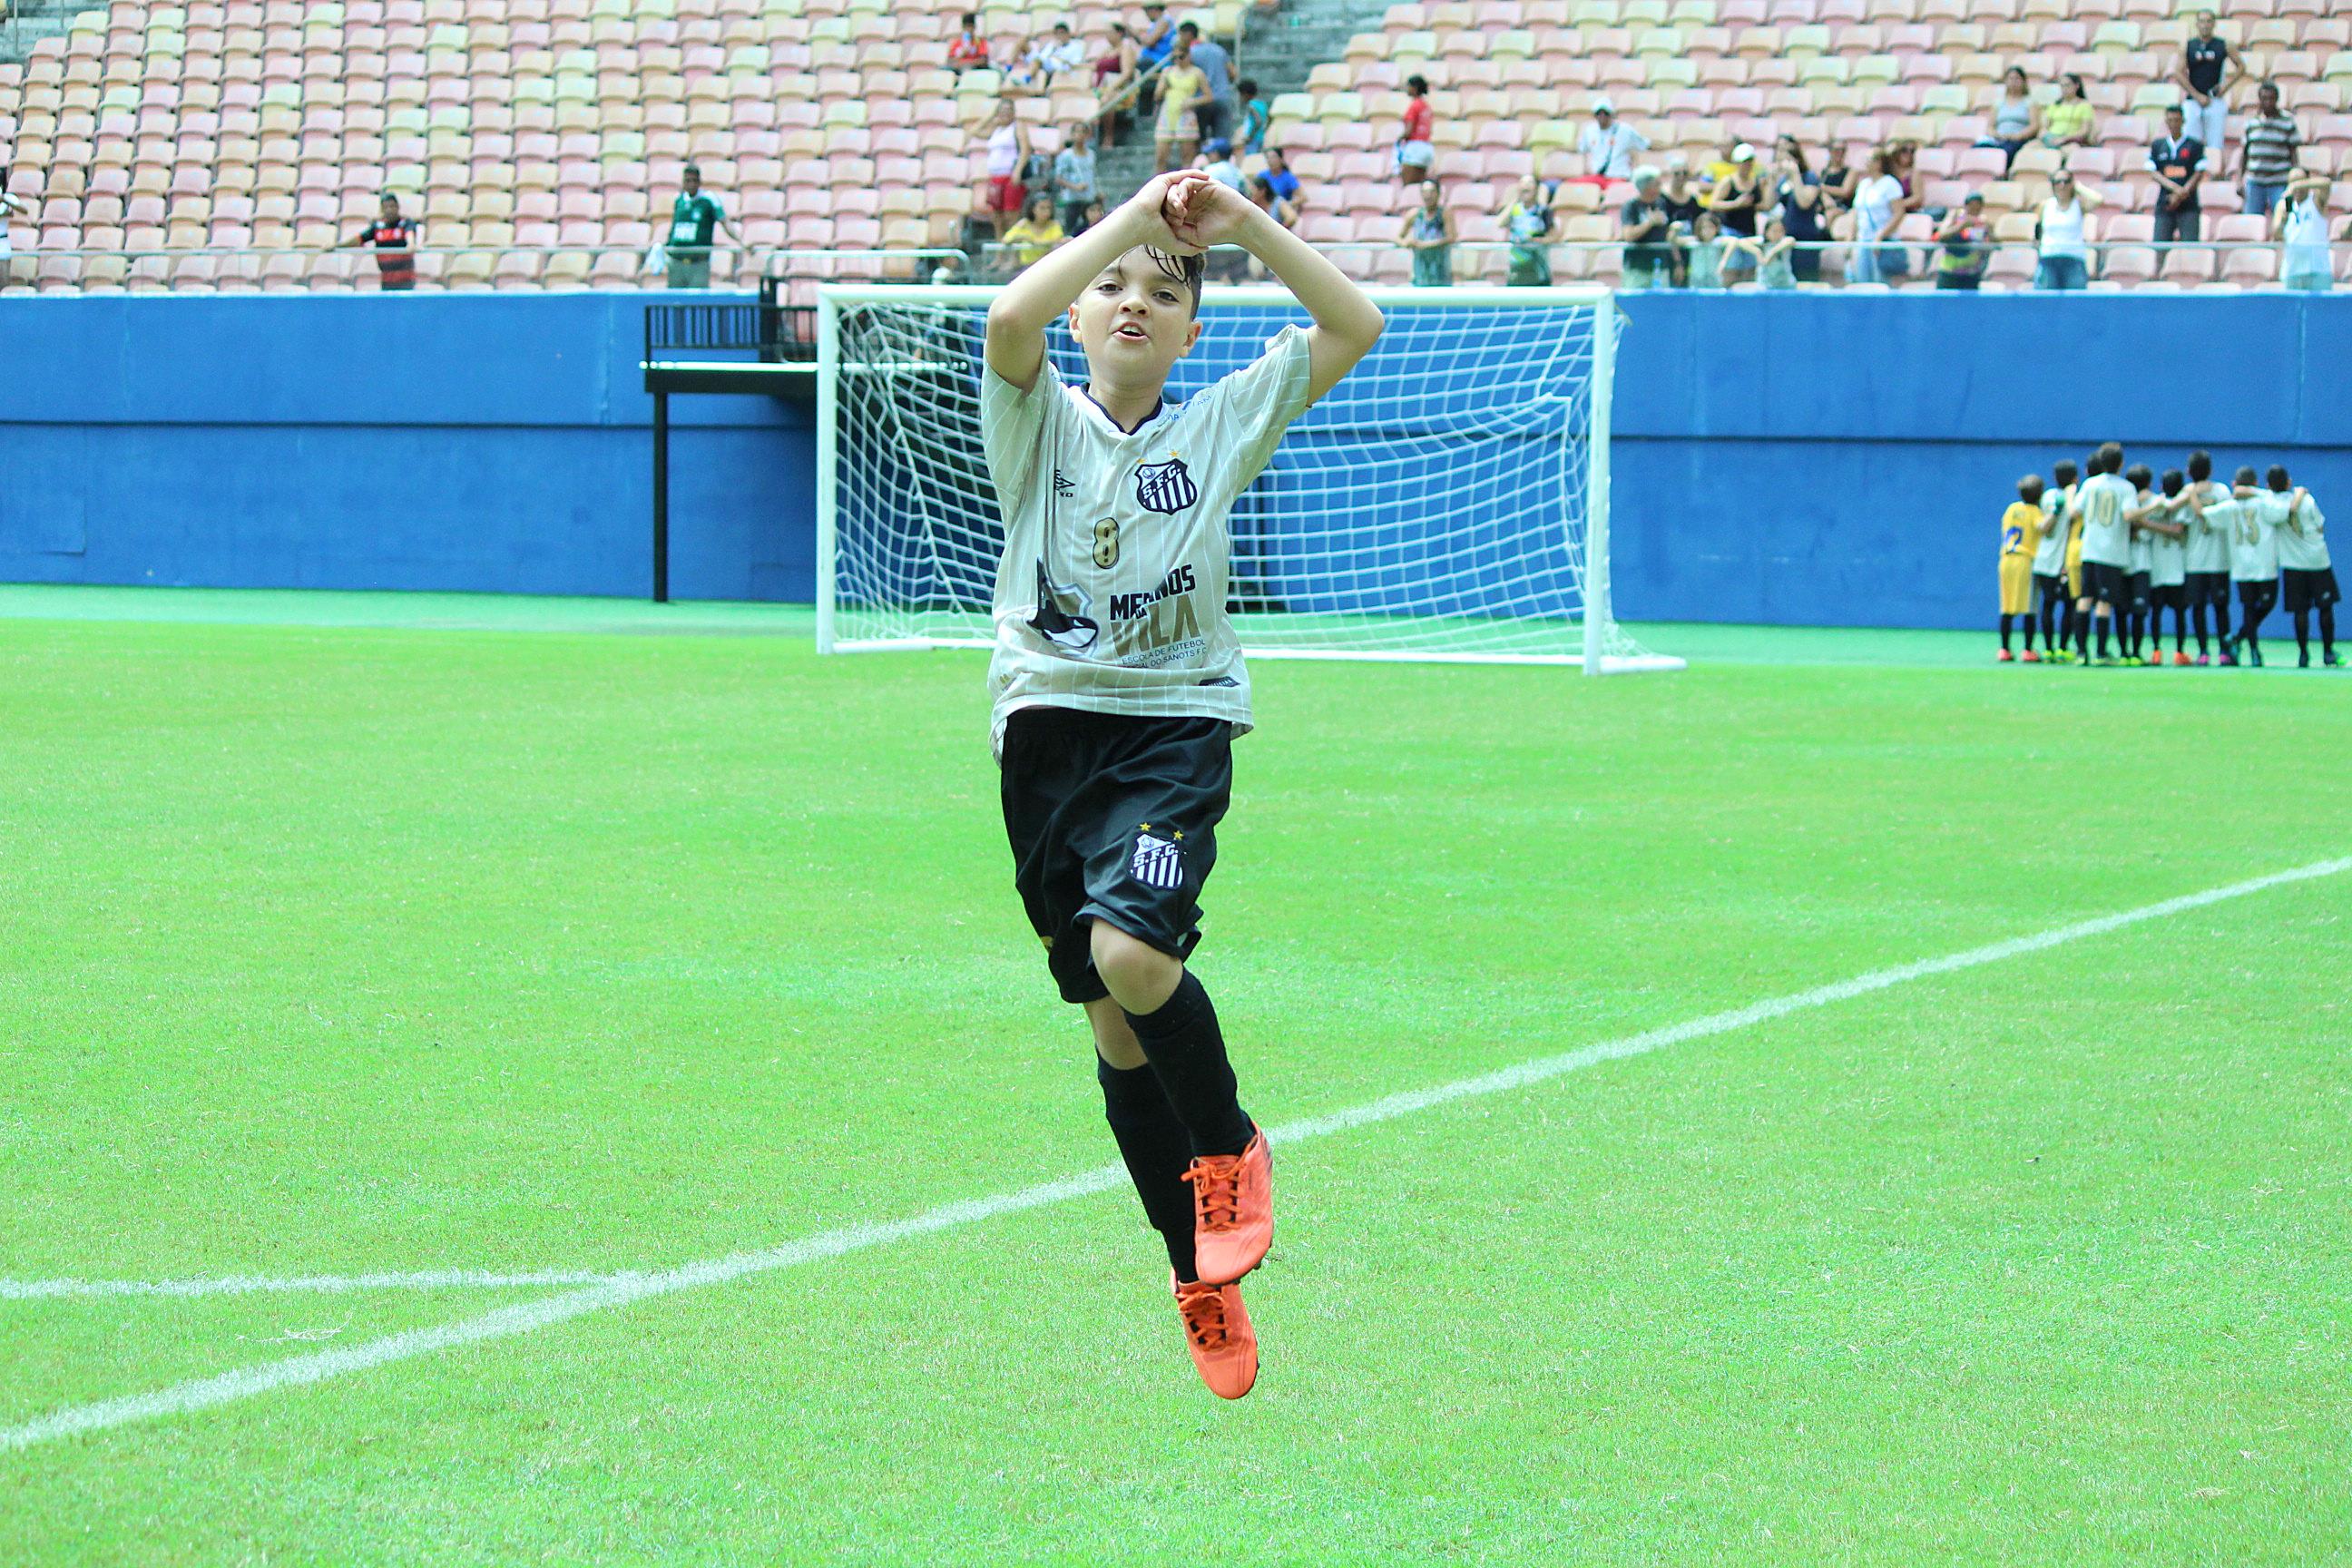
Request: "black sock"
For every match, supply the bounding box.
[2095,617,2110,659]
[2021,611,2038,652]
[1999,613,2014,652]
[2192,602,2209,654]
[2242,612,2263,655]
[2321,603,2337,657]
[1123,971,1255,1158]
[1098,1056,1200,1280]
[2077,606,2093,659]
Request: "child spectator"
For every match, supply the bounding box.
[1934,192,1992,290]
[1729,213,1798,289]
[1200,139,1246,195]
[979,100,1034,240]
[1998,475,2044,662]
[2042,74,2094,152]
[1237,79,1269,157]
[2275,172,2335,292]
[2148,106,2206,246]
[1073,198,1108,236]
[1676,210,1727,289]
[1154,41,1206,173]
[2238,81,2298,216]
[1578,99,1649,186]
[2033,171,2099,291]
[1499,175,1555,286]
[2180,451,2234,665]
[1620,168,1673,290]
[2033,459,2081,662]
[1000,191,1067,273]
[1977,66,2043,172]
[2269,466,2337,667]
[2175,12,2247,162]
[2144,470,2193,665]
[947,12,989,73]
[1054,121,1098,234]
[1397,75,1436,188]
[1404,178,1455,285]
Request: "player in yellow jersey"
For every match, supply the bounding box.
[1999,474,2044,662]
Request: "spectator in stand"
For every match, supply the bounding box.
[978,99,1033,240]
[2275,171,2335,293]
[1817,146,1859,217]
[2042,74,2094,152]
[1772,137,1827,284]
[1397,74,1436,188]
[999,191,1065,274]
[1728,213,1798,289]
[1136,2,1175,70]
[338,192,421,291]
[1073,197,1108,236]
[1498,174,1555,286]
[2149,105,2206,245]
[1054,120,1097,234]
[659,164,742,289]
[1578,97,1649,187]
[946,11,988,74]
[1152,40,1205,173]
[1658,154,1701,281]
[1260,146,1302,206]
[2174,11,2247,162]
[1620,167,1674,290]
[1847,147,1909,286]
[1977,66,2044,173]
[2034,170,2100,291]
[1676,211,1727,289]
[1240,172,1298,281]
[1404,177,1455,285]
[1707,142,1761,279]
[1176,22,1234,150]
[2239,82,2299,218]
[1011,23,1085,93]
[1237,78,1269,157]
[1093,23,1140,148]
[1200,137,1246,195]
[1934,191,1993,290]
[1886,139,1920,200]
[0,170,30,282]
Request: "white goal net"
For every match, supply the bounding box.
[815,283,1679,672]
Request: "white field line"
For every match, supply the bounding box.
[5,854,2345,1454]
[0,1269,627,1301]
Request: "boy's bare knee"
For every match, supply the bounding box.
[1084,997,1147,1070]
[1089,922,1182,1014]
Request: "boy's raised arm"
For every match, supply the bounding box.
[984,172,1193,391]
[1171,180,1385,407]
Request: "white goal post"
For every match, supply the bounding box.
[814,282,1681,674]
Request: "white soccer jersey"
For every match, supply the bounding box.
[2183,480,2232,574]
[2075,473,2134,568]
[2127,490,2155,573]
[2275,491,2330,572]
[2031,485,2073,576]
[981,326,1314,745]
[2211,496,2280,583]
[2148,497,2188,588]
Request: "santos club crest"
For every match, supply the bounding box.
[1132,456,1199,514]
[1129,831,1185,890]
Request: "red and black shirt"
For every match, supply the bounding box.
[355,216,418,288]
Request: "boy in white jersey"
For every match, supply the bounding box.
[2121,463,2158,665]
[2141,469,2192,665]
[2266,466,2338,669]
[981,169,1384,1398]
[2203,466,2278,667]
[2031,460,2079,663]
[2180,450,2235,665]
[2071,442,2136,665]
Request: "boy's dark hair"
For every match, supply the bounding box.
[1177,19,1198,36]
[1237,76,1259,98]
[2268,464,2291,490]
[1406,74,1429,94]
[2125,463,2152,490]
[2161,468,2184,496]
[2095,441,2123,475]
[2234,465,2259,485]
[2018,474,2044,504]
[960,10,975,24]
[1142,245,1208,313]
[2187,449,2211,481]
[2053,459,2079,485]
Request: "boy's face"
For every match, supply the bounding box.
[1068,247,1201,384]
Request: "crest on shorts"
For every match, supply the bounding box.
[1132,456,1199,514]
[1027,559,1099,652]
[1129,831,1185,891]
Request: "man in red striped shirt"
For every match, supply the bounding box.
[339,193,419,292]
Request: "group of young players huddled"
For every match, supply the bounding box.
[1998,444,2338,670]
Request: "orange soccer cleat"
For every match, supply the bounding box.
[1172,1272,1259,1399]
[1183,1129,1273,1285]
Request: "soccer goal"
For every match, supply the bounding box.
[814,283,1681,673]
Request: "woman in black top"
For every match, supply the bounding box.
[1771,135,1826,283]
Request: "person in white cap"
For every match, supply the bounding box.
[1578,97,1648,187]
[1707,140,1763,280]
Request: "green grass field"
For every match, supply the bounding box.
[4,586,2348,1566]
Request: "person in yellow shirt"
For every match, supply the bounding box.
[999,193,1067,273]
[2000,474,2045,662]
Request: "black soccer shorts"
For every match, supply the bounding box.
[2283,566,2341,615]
[2238,579,2279,618]
[2184,570,2231,609]
[2082,561,2129,608]
[1000,705,1234,1004]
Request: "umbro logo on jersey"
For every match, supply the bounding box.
[1130,832,1185,891]
[1053,469,1075,498]
[1133,456,1199,514]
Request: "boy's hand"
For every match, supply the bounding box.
[1166,175,1259,251]
[1125,172,1211,256]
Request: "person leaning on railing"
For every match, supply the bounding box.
[2274,172,2337,294]
[1933,191,1993,291]
[335,192,419,291]
[2149,104,2206,246]
[2034,170,2102,292]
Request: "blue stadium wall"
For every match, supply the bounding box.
[3,291,2347,629]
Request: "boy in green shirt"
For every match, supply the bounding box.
[665,163,742,289]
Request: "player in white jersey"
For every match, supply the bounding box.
[981,169,1384,1398]
[2070,442,2135,664]
[2141,469,2192,665]
[2266,466,2338,669]
[2203,465,2278,667]
[2180,450,2235,665]
[2121,463,2158,665]
[2031,460,2079,663]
